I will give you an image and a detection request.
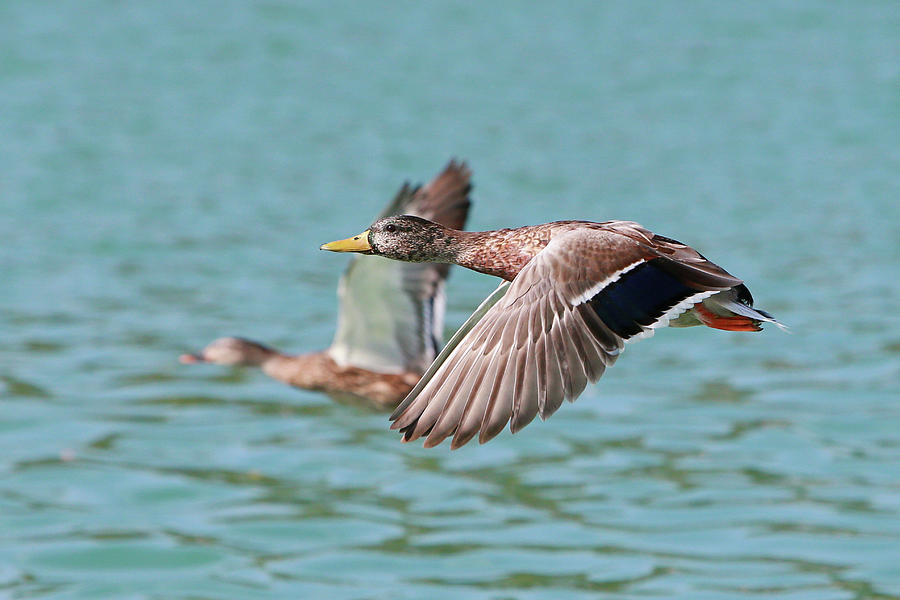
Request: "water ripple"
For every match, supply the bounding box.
[3,1,900,598]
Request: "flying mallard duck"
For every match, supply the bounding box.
[322,215,783,445]
[181,161,471,409]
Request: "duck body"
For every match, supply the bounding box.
[182,161,471,410]
[182,338,418,409]
[446,220,773,332]
[323,215,783,447]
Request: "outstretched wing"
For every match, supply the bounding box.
[389,226,741,448]
[328,161,472,374]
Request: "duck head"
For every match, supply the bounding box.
[321,215,456,263]
[180,337,275,367]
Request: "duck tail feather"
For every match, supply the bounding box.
[701,291,788,332]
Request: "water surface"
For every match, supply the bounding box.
[2,2,899,598]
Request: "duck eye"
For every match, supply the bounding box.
[385,223,397,233]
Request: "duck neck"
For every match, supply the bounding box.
[451,229,533,281]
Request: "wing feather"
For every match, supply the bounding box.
[478,351,518,444]
[425,346,493,446]
[509,306,540,433]
[449,348,506,449]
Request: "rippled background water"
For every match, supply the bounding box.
[3,2,899,598]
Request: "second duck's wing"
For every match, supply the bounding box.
[378,159,471,231]
[389,226,741,448]
[328,161,472,374]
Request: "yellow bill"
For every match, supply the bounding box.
[320,230,372,253]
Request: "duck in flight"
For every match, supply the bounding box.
[322,215,783,445]
[181,161,471,409]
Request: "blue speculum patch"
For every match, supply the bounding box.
[588,260,696,338]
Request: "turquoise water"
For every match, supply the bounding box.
[3,1,899,598]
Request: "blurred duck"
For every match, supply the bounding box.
[322,215,784,445]
[181,161,471,409]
